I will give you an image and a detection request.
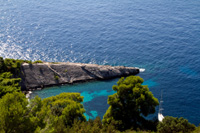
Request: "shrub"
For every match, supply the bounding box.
[157,116,196,133]
[54,75,59,80]
[33,60,43,63]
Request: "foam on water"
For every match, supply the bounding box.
[139,68,145,72]
[136,67,145,72]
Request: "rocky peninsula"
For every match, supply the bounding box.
[20,62,139,90]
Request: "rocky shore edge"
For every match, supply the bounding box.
[21,62,140,92]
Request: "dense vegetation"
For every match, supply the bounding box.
[0,57,44,98]
[103,76,159,131]
[0,57,31,76]
[0,57,31,98]
[0,90,198,133]
[0,72,21,98]
[0,57,199,132]
[0,92,33,132]
[157,116,196,133]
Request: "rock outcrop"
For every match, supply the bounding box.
[20,62,139,90]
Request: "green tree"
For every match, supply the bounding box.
[0,57,32,97]
[2,57,31,76]
[157,116,196,133]
[0,72,21,98]
[33,60,43,63]
[0,92,35,133]
[102,76,159,131]
[193,126,200,133]
[29,93,86,132]
[0,57,6,73]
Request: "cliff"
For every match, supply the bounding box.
[20,62,139,90]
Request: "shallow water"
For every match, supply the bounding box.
[1,0,200,125]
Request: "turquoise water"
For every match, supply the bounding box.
[30,78,157,120]
[30,79,118,120]
[1,0,200,125]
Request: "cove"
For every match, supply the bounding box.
[30,75,157,120]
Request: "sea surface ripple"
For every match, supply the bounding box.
[1,0,200,125]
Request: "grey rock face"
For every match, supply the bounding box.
[21,62,139,90]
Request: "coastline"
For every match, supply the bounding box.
[20,62,140,91]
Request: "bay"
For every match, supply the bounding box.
[1,0,200,125]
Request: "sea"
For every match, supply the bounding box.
[0,0,200,125]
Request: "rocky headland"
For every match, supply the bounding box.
[20,62,139,90]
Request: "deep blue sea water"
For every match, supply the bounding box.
[1,0,200,125]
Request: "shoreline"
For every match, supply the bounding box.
[23,67,145,100]
[21,62,140,90]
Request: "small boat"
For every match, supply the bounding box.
[158,90,164,122]
[158,112,164,122]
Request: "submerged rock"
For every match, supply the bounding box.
[21,62,139,90]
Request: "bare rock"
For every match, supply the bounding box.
[20,62,139,90]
